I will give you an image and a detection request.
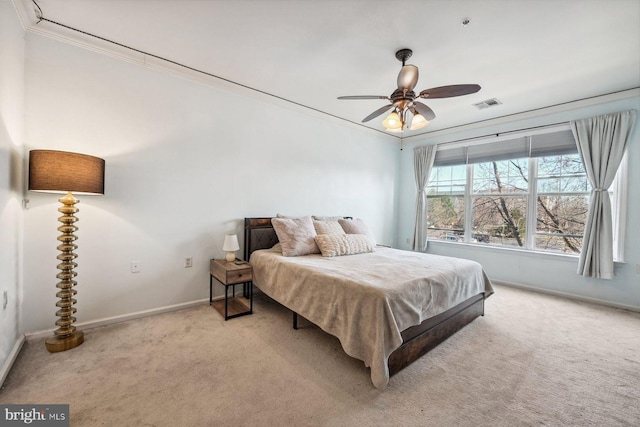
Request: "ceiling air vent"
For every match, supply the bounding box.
[473,98,502,109]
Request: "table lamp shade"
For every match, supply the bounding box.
[223,234,240,252]
[29,150,105,195]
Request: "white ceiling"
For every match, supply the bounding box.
[18,0,640,138]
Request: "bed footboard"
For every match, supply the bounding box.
[388,294,485,376]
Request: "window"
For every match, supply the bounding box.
[472,159,529,247]
[535,154,589,254]
[426,165,465,241]
[426,126,625,259]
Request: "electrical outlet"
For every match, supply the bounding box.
[131,261,141,273]
[2,290,7,310]
[185,257,193,268]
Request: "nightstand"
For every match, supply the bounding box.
[209,259,253,320]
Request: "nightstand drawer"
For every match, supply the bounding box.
[210,259,253,285]
[226,267,252,284]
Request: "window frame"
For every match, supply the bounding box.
[425,125,626,261]
[531,152,590,254]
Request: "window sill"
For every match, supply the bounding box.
[427,240,625,266]
[428,240,578,263]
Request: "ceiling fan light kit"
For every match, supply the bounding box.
[338,48,481,133]
[382,111,402,129]
[409,113,429,130]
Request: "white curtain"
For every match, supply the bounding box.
[413,145,437,251]
[570,110,636,279]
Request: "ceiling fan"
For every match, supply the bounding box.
[338,48,481,132]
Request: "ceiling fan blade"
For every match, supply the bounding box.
[338,95,389,100]
[412,102,436,121]
[419,84,481,99]
[397,65,419,91]
[362,104,393,122]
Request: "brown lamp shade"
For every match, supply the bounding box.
[29,150,105,195]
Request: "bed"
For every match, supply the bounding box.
[244,217,494,389]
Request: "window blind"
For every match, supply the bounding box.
[433,128,577,167]
[467,137,529,164]
[433,146,466,166]
[530,129,577,157]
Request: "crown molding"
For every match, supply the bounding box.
[12,0,397,142]
[12,0,35,31]
[15,0,147,66]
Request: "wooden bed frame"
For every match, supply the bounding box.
[243,217,490,377]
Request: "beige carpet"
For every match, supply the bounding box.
[1,284,639,426]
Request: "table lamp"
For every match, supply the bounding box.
[223,234,240,262]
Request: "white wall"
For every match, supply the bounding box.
[21,34,400,333]
[0,2,25,371]
[397,95,640,310]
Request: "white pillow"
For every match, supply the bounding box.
[338,218,377,246]
[313,220,346,236]
[276,213,302,219]
[312,215,344,221]
[315,234,375,257]
[272,216,320,257]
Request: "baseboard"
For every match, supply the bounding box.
[493,280,640,312]
[1,334,25,388]
[24,298,211,340]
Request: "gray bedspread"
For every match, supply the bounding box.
[250,246,493,389]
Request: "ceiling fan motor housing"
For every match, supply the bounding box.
[391,89,415,102]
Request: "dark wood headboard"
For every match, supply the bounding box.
[244,217,278,261]
[243,216,353,261]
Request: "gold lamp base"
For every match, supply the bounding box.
[46,192,83,353]
[45,331,84,353]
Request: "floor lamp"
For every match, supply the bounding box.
[29,149,105,353]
